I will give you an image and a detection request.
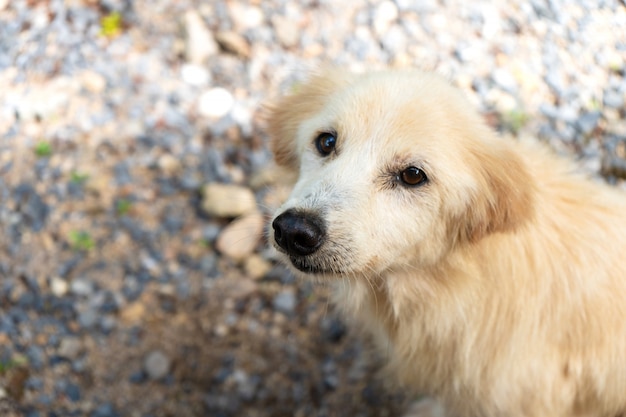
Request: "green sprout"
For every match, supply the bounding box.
[0,356,28,374]
[69,230,95,252]
[115,198,133,216]
[100,11,123,38]
[70,171,90,184]
[586,98,602,112]
[502,109,529,135]
[34,141,52,157]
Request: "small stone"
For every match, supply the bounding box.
[90,402,120,417]
[13,183,49,232]
[229,3,264,29]
[243,255,272,280]
[216,212,264,260]
[120,302,145,323]
[201,183,257,218]
[129,370,147,384]
[79,70,107,94]
[64,383,81,402]
[492,68,518,94]
[180,64,210,86]
[58,337,82,360]
[144,350,171,380]
[576,112,601,135]
[183,10,218,64]
[215,31,251,58]
[70,278,94,297]
[604,90,624,109]
[157,154,181,175]
[380,25,407,56]
[273,289,297,315]
[198,88,235,119]
[78,309,98,329]
[50,276,68,297]
[320,316,347,343]
[272,15,300,48]
[373,1,398,36]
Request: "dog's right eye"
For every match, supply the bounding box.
[399,166,428,187]
[314,132,336,156]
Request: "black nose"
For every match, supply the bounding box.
[272,209,325,257]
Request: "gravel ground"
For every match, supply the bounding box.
[0,0,625,416]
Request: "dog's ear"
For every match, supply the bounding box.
[265,70,352,170]
[457,140,536,242]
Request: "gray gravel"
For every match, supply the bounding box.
[0,0,625,416]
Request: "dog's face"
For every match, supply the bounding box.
[268,70,533,278]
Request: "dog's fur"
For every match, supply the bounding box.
[267,69,626,417]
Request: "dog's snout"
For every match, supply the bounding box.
[272,209,325,256]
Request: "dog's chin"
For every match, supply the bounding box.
[289,256,330,274]
[285,255,347,277]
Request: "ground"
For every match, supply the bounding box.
[0,1,625,416]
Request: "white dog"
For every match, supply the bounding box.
[267,69,626,417]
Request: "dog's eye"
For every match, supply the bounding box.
[400,167,428,187]
[315,132,336,156]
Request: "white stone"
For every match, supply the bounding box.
[58,337,82,359]
[373,1,398,36]
[272,15,299,48]
[198,88,235,118]
[180,64,210,86]
[229,3,264,30]
[201,183,257,218]
[184,10,218,64]
[216,212,264,261]
[144,350,171,380]
[50,276,69,297]
[79,70,107,94]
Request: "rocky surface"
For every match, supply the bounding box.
[0,0,625,416]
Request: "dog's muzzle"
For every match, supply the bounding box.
[272,209,326,257]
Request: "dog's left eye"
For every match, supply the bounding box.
[315,132,336,156]
[400,166,428,187]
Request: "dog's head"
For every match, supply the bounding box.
[267,70,534,278]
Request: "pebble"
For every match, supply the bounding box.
[229,3,264,30]
[272,288,297,315]
[373,1,399,36]
[64,382,81,402]
[79,70,107,94]
[180,64,211,87]
[183,10,218,64]
[144,350,171,380]
[214,31,251,58]
[49,276,69,297]
[57,337,82,360]
[604,90,624,109]
[215,212,264,260]
[243,255,272,280]
[198,88,235,119]
[157,153,182,176]
[575,111,601,135]
[272,15,300,48]
[201,183,257,218]
[70,278,94,297]
[12,183,49,232]
[90,402,120,417]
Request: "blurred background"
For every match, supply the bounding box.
[0,1,625,416]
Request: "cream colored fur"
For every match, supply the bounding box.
[267,69,626,417]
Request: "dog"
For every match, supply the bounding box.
[266,69,626,417]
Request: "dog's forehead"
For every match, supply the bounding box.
[318,88,444,153]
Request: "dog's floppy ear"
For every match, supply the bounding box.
[266,70,352,169]
[458,140,536,242]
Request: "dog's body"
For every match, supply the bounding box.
[267,69,626,417]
